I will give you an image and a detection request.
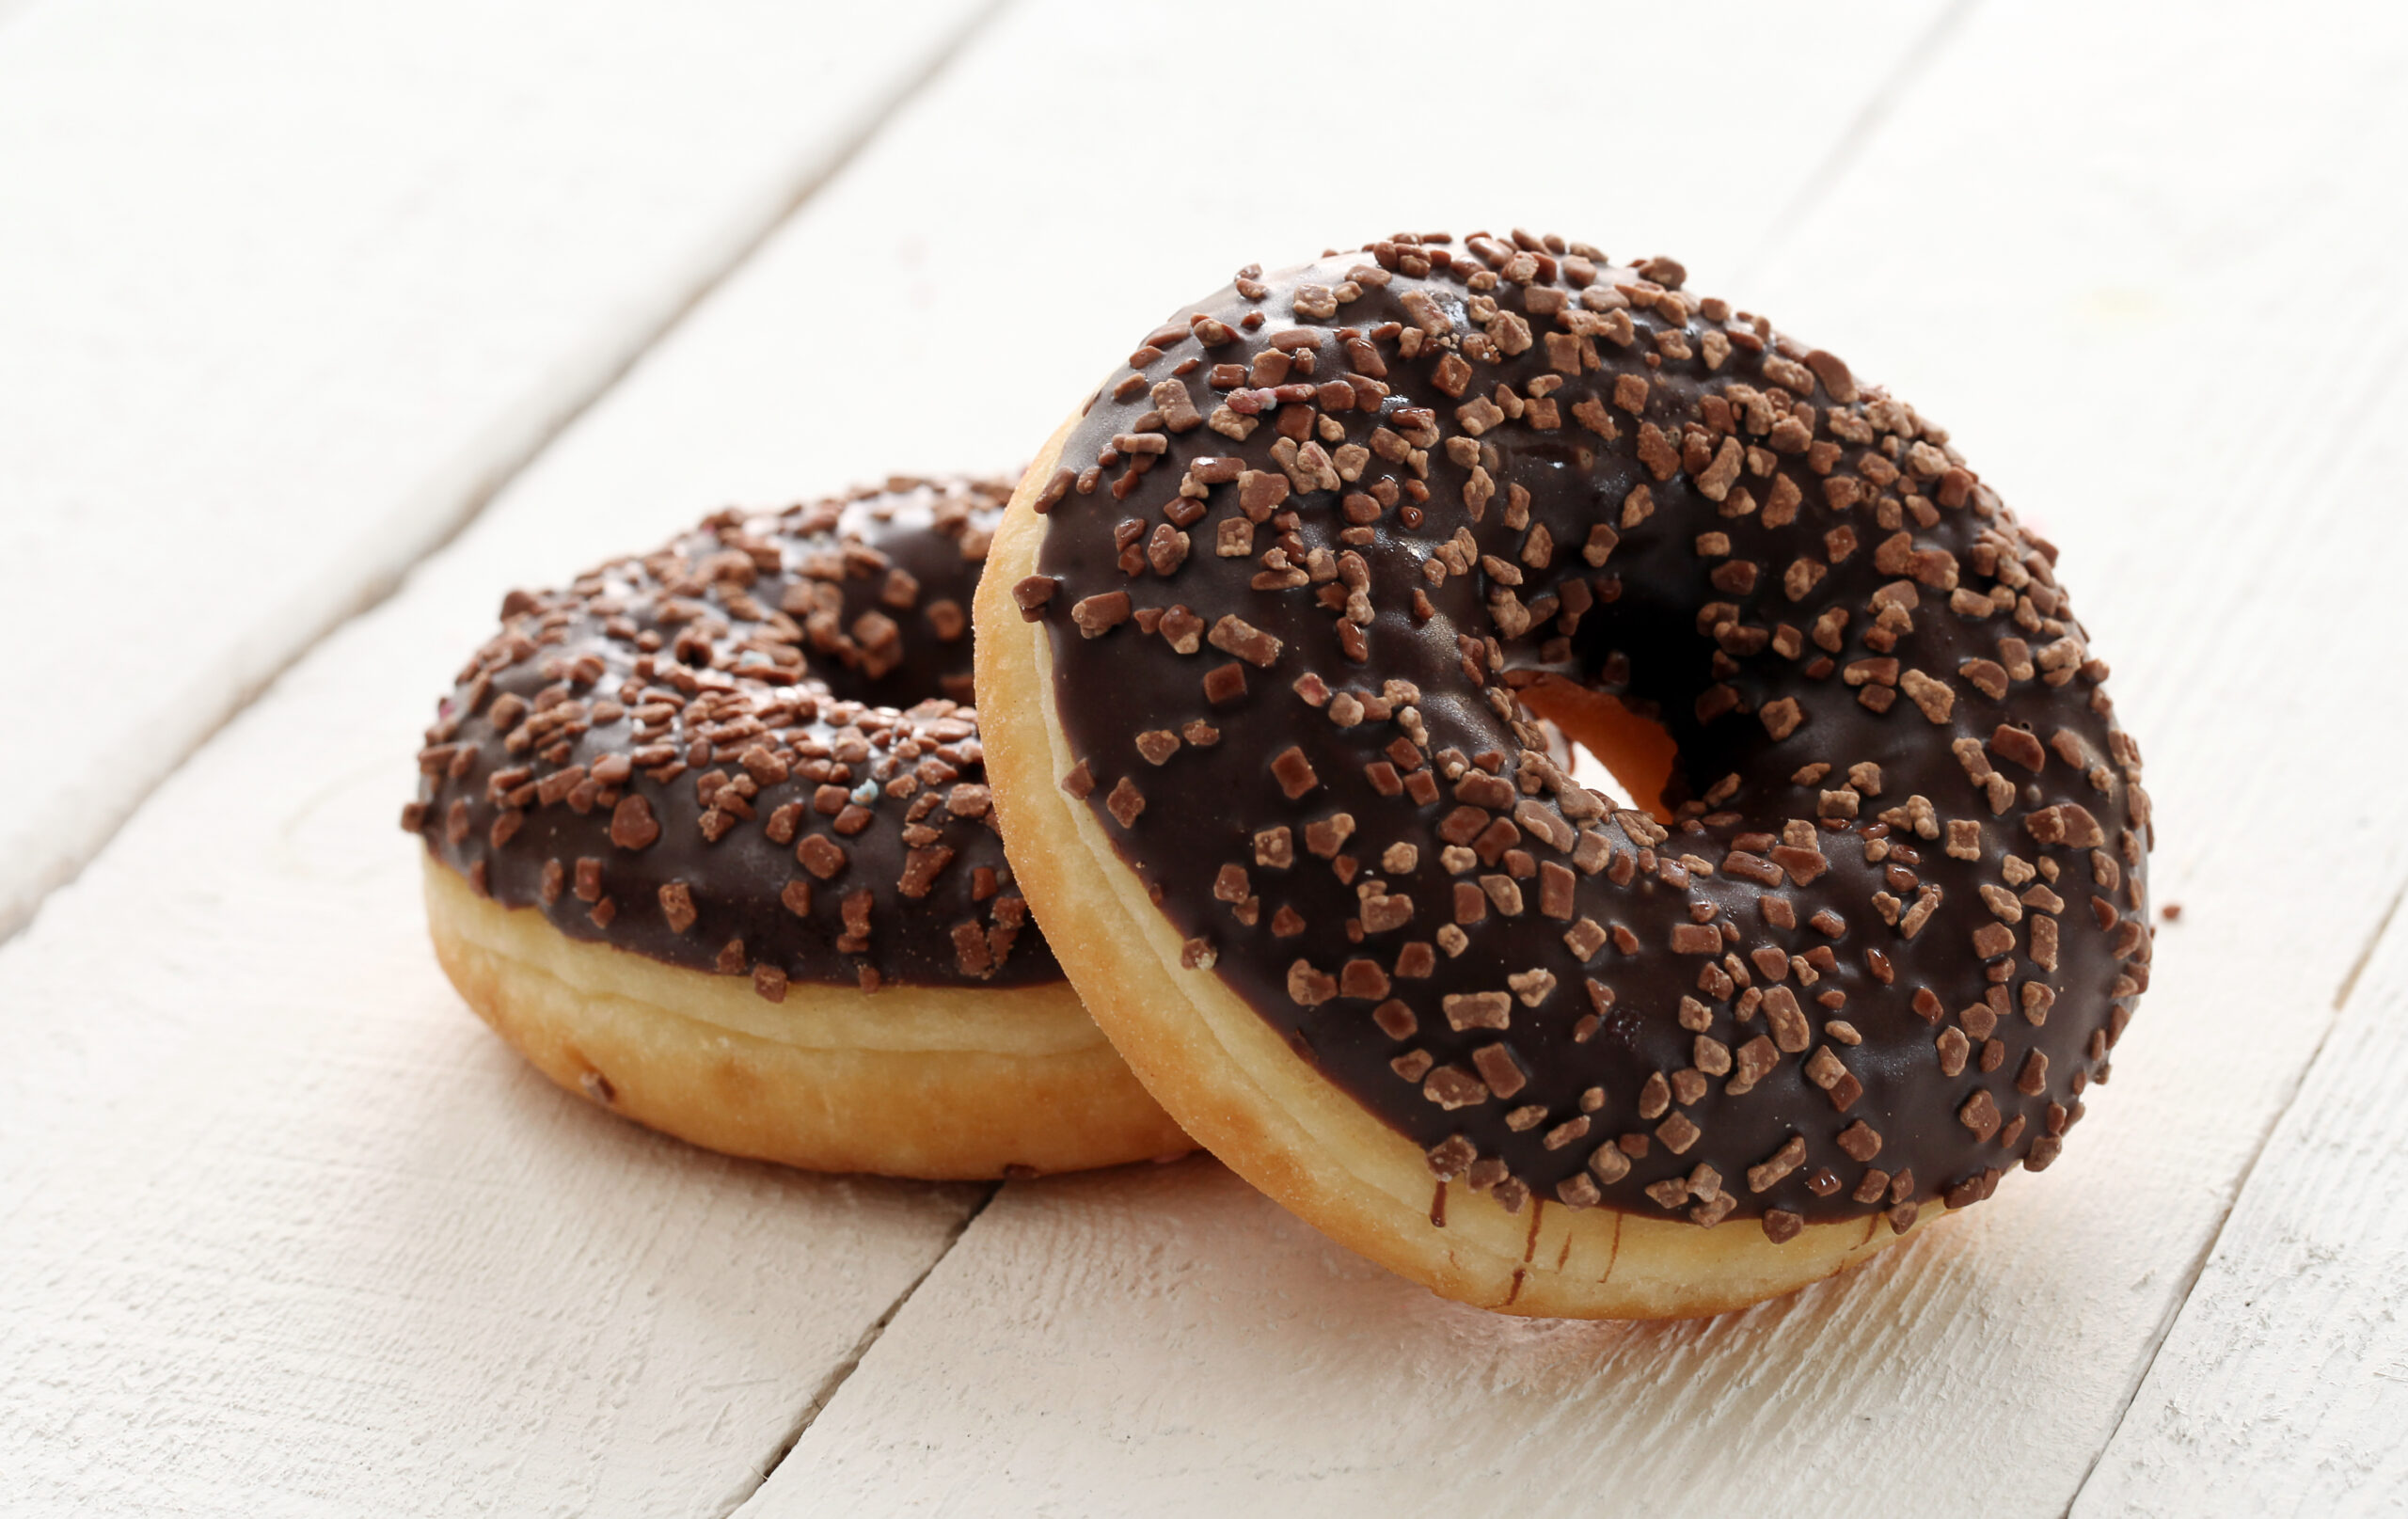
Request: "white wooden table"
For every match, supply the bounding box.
[6,2,2403,1512]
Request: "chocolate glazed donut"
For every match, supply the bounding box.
[976,233,2151,1316]
[407,477,1186,1179]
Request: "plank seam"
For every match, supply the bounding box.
[1732,0,1983,289]
[722,1181,1004,1516]
[2060,871,2408,1516]
[0,0,1014,952]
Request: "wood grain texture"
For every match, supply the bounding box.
[447,0,1949,531]
[13,0,2404,1507]
[0,2,1102,1490]
[0,603,989,1513]
[0,0,1956,1504]
[0,487,1004,1512]
[757,1159,1983,1513]
[2075,916,2408,1514]
[752,1,2408,1513]
[0,0,989,942]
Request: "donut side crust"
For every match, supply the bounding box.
[424,855,1189,1179]
[980,421,1943,1318]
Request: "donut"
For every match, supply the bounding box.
[975,233,2152,1317]
[405,476,1187,1179]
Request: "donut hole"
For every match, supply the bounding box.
[1515,674,1679,825]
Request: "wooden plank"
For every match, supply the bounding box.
[0,0,1961,1504]
[0,588,991,1511]
[749,2,2408,1513]
[474,0,1956,513]
[2071,942,2408,1508]
[0,7,1064,1504]
[0,0,990,942]
[0,467,1005,1511]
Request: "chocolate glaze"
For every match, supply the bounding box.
[1032,235,2151,1230]
[408,477,1058,992]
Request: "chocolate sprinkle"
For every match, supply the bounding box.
[409,477,1054,990]
[1034,235,2150,1228]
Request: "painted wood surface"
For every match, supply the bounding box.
[1752,8,2408,1506]
[10,0,2408,1511]
[0,0,989,942]
[751,2,2408,1513]
[0,0,1951,1508]
[0,3,1001,1511]
[2076,915,2408,1514]
[0,389,1010,1514]
[440,0,1955,530]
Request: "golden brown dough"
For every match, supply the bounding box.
[426,856,1189,1179]
[976,420,1941,1317]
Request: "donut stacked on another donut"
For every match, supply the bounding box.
[975,233,2152,1316]
[405,476,1187,1179]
